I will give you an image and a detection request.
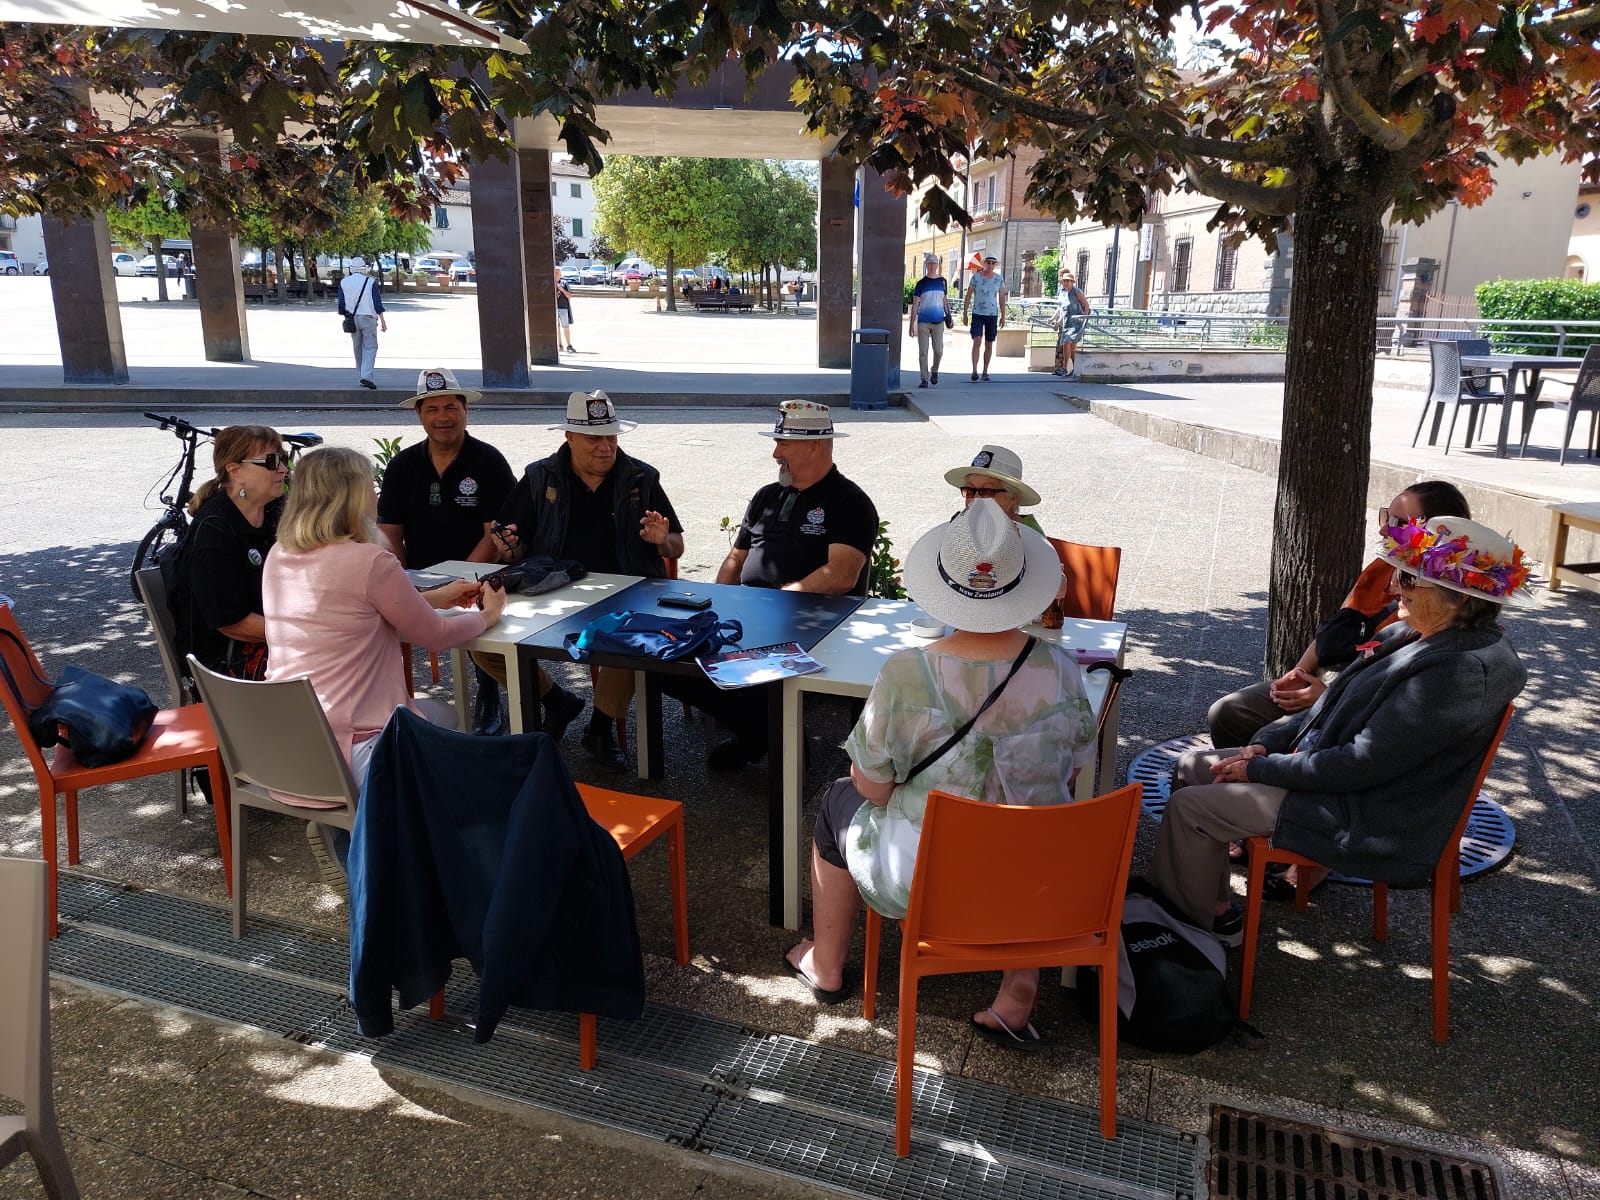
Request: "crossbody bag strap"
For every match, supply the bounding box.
[903,636,1036,784]
[354,275,371,313]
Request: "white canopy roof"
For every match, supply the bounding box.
[0,0,529,54]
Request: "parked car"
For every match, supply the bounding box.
[580,265,609,285]
[137,254,186,277]
[449,260,476,283]
[558,266,581,285]
[111,252,139,276]
[32,258,48,276]
[675,269,698,285]
[0,250,20,275]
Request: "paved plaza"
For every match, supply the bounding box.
[1,296,1598,1199]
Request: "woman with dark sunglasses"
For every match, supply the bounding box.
[170,425,289,681]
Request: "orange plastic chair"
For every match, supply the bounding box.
[1046,538,1122,621]
[429,780,689,1069]
[862,783,1142,1153]
[0,603,232,938]
[1238,704,1514,1042]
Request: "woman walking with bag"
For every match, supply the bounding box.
[1054,269,1090,377]
[783,500,1097,1048]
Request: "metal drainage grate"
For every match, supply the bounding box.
[1128,736,1515,882]
[1208,1106,1501,1200]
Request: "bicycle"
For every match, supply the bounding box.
[129,412,323,598]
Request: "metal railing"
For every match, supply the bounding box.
[1019,307,1291,350]
[1376,315,1600,358]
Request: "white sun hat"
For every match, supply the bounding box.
[401,366,481,409]
[551,389,636,436]
[1375,516,1537,607]
[902,499,1063,634]
[942,445,1042,508]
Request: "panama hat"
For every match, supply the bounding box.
[942,445,1042,508]
[401,366,481,409]
[552,389,636,436]
[902,500,1063,634]
[1376,516,1536,607]
[761,400,846,439]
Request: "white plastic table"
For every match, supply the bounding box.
[426,562,641,731]
[775,599,1129,928]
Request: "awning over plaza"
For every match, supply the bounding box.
[0,0,529,53]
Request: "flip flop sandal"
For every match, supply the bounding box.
[970,1007,1048,1053]
[783,952,851,1005]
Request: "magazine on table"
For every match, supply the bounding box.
[698,641,825,690]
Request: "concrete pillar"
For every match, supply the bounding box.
[518,148,560,368]
[816,156,855,369]
[857,166,907,387]
[190,222,250,361]
[471,151,530,388]
[42,213,128,384]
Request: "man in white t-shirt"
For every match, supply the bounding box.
[337,265,389,390]
[963,254,1007,382]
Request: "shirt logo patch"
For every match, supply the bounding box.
[807,507,825,525]
[247,549,263,567]
[458,476,478,496]
[799,506,827,536]
[971,451,993,468]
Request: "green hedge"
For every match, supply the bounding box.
[1475,278,1600,356]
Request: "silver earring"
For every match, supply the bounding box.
[238,486,247,498]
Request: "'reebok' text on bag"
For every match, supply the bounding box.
[1076,879,1236,1053]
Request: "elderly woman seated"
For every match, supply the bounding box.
[945,444,1044,533]
[784,500,1098,1048]
[1152,516,1530,943]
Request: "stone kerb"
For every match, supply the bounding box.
[1037,347,1287,381]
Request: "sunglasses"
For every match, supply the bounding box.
[1396,571,1430,590]
[243,452,291,471]
[1378,506,1409,530]
[960,485,1008,499]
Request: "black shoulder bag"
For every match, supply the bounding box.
[0,628,157,767]
[903,636,1036,783]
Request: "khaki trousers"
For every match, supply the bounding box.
[1147,747,1287,927]
[915,320,945,381]
[1206,680,1289,749]
[470,652,635,720]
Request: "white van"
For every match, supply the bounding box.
[614,256,657,282]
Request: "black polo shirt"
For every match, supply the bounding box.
[377,433,516,569]
[734,466,879,592]
[175,492,279,673]
[561,470,620,573]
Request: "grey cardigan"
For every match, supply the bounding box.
[1247,621,1525,884]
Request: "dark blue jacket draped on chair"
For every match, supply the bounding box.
[349,707,645,1041]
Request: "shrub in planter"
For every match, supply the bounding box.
[1476,278,1600,356]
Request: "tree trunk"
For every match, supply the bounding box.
[1265,185,1386,678]
[150,237,168,302]
[665,248,677,311]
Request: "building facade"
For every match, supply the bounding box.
[1563,182,1599,282]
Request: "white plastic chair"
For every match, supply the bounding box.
[0,857,81,1199]
[186,657,358,939]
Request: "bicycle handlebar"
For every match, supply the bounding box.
[143,411,211,438]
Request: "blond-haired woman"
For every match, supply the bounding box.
[262,446,506,788]
[171,425,288,679]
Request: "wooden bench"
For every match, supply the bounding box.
[691,293,756,312]
[1546,500,1600,594]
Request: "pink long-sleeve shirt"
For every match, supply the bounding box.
[263,540,486,762]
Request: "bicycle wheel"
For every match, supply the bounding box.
[130,515,187,600]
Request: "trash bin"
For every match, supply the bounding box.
[181,273,199,301]
[850,328,891,411]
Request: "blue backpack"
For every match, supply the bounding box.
[563,610,742,663]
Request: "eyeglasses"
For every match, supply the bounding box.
[1378,507,1409,530]
[242,452,290,471]
[960,486,1008,499]
[1396,571,1431,591]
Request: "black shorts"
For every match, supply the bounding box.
[970,313,998,342]
[813,776,868,870]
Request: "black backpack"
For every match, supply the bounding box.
[1076,878,1238,1053]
